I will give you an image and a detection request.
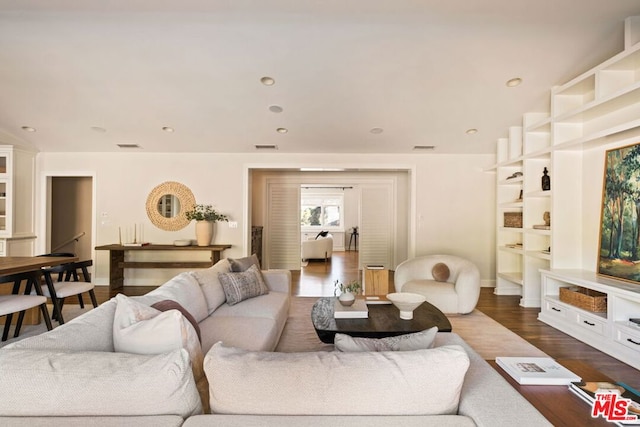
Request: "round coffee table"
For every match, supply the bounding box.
[311,297,452,344]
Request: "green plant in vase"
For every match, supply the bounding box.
[185,204,229,246]
[334,279,362,307]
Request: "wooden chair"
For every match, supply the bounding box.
[40,260,98,325]
[0,271,53,341]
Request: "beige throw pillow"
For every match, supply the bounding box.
[112,294,205,395]
[334,327,438,352]
[191,259,231,314]
[205,343,470,415]
[432,262,450,282]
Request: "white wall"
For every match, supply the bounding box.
[35,152,495,286]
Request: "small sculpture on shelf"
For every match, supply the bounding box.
[533,212,551,230]
[541,167,551,191]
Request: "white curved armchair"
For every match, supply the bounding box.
[301,234,333,262]
[394,254,480,314]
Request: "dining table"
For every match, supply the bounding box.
[0,255,78,329]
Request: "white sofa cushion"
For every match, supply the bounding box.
[145,272,209,323]
[191,259,231,314]
[334,327,438,352]
[205,343,470,415]
[0,348,201,417]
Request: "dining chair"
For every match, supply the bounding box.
[40,259,98,324]
[0,271,52,341]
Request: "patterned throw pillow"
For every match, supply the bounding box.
[333,327,439,352]
[218,264,269,306]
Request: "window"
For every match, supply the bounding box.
[301,193,343,229]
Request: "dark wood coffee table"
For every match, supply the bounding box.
[311,297,452,344]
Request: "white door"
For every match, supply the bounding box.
[265,183,301,269]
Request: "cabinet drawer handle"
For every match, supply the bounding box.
[552,307,561,312]
[583,320,596,326]
[628,338,640,346]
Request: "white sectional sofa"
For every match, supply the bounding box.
[0,258,552,426]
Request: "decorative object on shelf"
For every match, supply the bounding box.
[533,212,551,230]
[386,292,426,320]
[506,171,523,180]
[185,204,229,247]
[173,239,191,247]
[334,279,361,307]
[146,181,196,231]
[598,142,640,284]
[504,212,523,228]
[559,286,607,313]
[516,189,523,201]
[541,167,551,191]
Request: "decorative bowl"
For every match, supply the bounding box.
[173,239,192,247]
[386,292,426,320]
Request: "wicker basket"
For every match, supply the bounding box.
[504,212,523,228]
[559,286,607,313]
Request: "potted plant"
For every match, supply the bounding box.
[185,204,229,246]
[334,279,362,306]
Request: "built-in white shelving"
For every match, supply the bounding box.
[488,16,640,367]
[0,145,36,256]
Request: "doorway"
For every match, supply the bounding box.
[47,176,93,261]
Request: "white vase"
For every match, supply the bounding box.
[195,220,214,246]
[338,291,355,307]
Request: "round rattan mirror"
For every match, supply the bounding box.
[146,181,196,231]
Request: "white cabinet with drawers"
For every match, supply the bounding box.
[539,269,640,370]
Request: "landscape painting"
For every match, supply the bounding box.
[599,142,640,284]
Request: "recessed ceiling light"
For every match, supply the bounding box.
[269,105,283,113]
[466,128,478,135]
[260,76,275,86]
[370,127,384,134]
[506,77,523,87]
[90,126,107,133]
[21,126,36,132]
[162,126,175,133]
[276,127,288,134]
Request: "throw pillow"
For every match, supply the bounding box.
[112,294,204,381]
[151,299,202,342]
[145,272,209,323]
[432,262,450,282]
[218,264,269,306]
[315,231,329,239]
[191,259,231,314]
[205,342,469,415]
[334,327,438,352]
[229,253,261,272]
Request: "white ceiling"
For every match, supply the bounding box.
[1,0,640,154]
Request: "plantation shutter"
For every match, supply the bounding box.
[359,184,394,269]
[265,183,301,269]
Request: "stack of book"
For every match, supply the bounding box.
[495,357,581,385]
[334,299,368,319]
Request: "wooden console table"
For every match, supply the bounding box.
[95,244,231,291]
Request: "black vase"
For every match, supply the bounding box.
[542,167,551,191]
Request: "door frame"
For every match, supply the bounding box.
[243,164,417,267]
[37,171,97,257]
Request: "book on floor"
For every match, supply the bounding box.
[495,356,581,385]
[569,381,640,425]
[334,299,368,319]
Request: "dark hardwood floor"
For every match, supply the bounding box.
[94,250,640,390]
